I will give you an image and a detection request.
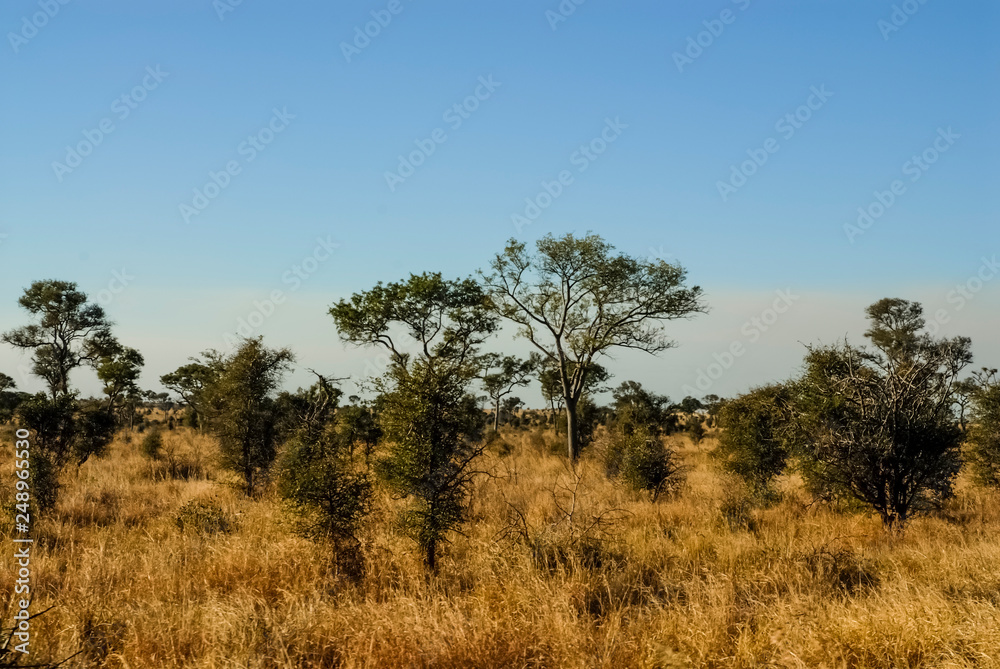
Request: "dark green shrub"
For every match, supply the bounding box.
[141,429,163,460]
[605,405,685,501]
[714,384,794,502]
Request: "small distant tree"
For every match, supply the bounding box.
[95,343,145,423]
[0,373,27,424]
[677,396,704,415]
[330,272,498,571]
[714,384,795,500]
[481,353,538,431]
[964,368,1000,487]
[483,233,706,461]
[791,298,970,529]
[202,337,294,496]
[161,353,225,429]
[611,380,676,434]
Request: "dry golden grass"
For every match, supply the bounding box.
[2,424,1000,668]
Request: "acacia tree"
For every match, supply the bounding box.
[202,338,294,496]
[481,353,538,431]
[791,298,971,529]
[3,282,123,506]
[2,280,116,399]
[330,272,498,571]
[482,234,706,460]
[95,343,145,423]
[160,353,225,428]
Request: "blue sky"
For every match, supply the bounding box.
[1,0,998,403]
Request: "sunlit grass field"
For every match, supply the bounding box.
[2,420,999,668]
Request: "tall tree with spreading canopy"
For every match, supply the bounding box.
[202,337,294,496]
[330,272,498,571]
[482,233,706,460]
[2,280,116,398]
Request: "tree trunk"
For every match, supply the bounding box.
[425,539,437,572]
[565,395,579,461]
[493,399,501,431]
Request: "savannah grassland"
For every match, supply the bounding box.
[2,418,1000,669]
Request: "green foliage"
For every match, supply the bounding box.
[160,353,225,428]
[610,380,677,435]
[29,450,61,513]
[277,376,372,559]
[375,362,485,571]
[605,397,685,501]
[714,384,794,501]
[483,233,706,460]
[95,344,145,422]
[202,337,294,496]
[964,368,1000,487]
[73,405,117,465]
[2,279,116,398]
[677,396,704,414]
[141,429,164,460]
[791,299,970,529]
[481,353,537,430]
[0,373,25,424]
[605,425,684,501]
[16,393,77,467]
[331,272,497,571]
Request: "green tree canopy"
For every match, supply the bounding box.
[330,272,498,571]
[2,280,117,398]
[482,233,706,460]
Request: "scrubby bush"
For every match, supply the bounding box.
[605,402,685,501]
[141,429,163,460]
[175,498,233,535]
[714,384,794,502]
[686,416,705,444]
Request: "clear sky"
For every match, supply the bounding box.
[1,0,997,404]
